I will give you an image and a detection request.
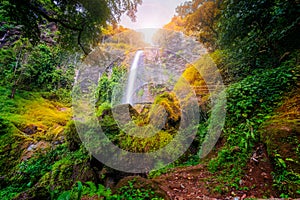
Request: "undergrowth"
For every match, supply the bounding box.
[207,56,299,194]
[56,179,164,200]
[0,86,74,199]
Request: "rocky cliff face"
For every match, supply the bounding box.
[0,22,58,48]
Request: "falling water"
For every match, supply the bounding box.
[123,50,143,104]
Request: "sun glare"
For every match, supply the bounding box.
[120,0,187,30]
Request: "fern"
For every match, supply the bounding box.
[57,191,71,200]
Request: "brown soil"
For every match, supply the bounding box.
[231,144,278,199]
[153,144,279,200]
[153,164,214,200]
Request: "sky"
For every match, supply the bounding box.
[120,0,187,29]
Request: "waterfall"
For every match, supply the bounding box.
[123,50,143,104]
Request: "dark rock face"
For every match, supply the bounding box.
[100,167,147,188]
[0,24,22,48]
[23,124,38,135]
[0,22,58,48]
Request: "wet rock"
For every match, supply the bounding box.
[14,186,50,200]
[22,141,51,161]
[53,140,63,145]
[27,144,37,151]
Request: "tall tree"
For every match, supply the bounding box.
[176,0,221,51]
[1,0,142,54]
[218,0,300,78]
[163,16,185,32]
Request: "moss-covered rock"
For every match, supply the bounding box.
[0,131,25,181]
[117,129,173,153]
[65,120,81,151]
[38,149,98,193]
[13,186,49,200]
[152,92,181,130]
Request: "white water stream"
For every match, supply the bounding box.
[123,50,143,104]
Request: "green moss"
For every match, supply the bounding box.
[118,130,173,153]
[0,86,71,154]
[37,147,95,197]
[0,116,11,135]
[96,102,112,117]
[99,115,119,140]
[153,92,181,129]
[0,87,75,199]
[49,158,73,191]
[0,131,24,178]
[260,89,300,197]
[64,120,81,151]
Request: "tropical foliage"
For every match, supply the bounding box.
[0,0,299,199]
[1,0,142,53]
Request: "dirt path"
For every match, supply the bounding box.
[153,165,217,200]
[153,144,278,200]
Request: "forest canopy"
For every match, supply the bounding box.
[0,0,142,53]
[174,0,300,81]
[0,0,142,98]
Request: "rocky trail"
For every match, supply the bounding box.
[152,144,279,200]
[154,165,213,200]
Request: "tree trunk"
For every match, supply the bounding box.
[10,86,17,99]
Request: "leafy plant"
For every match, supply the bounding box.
[117,179,164,200]
[207,56,299,193]
[11,144,69,187]
[96,66,126,106]
[57,181,117,200]
[0,40,75,96]
[218,0,299,80]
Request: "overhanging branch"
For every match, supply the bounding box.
[29,3,83,32]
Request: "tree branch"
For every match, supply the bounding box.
[29,3,83,32]
[29,2,91,54]
[78,28,88,55]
